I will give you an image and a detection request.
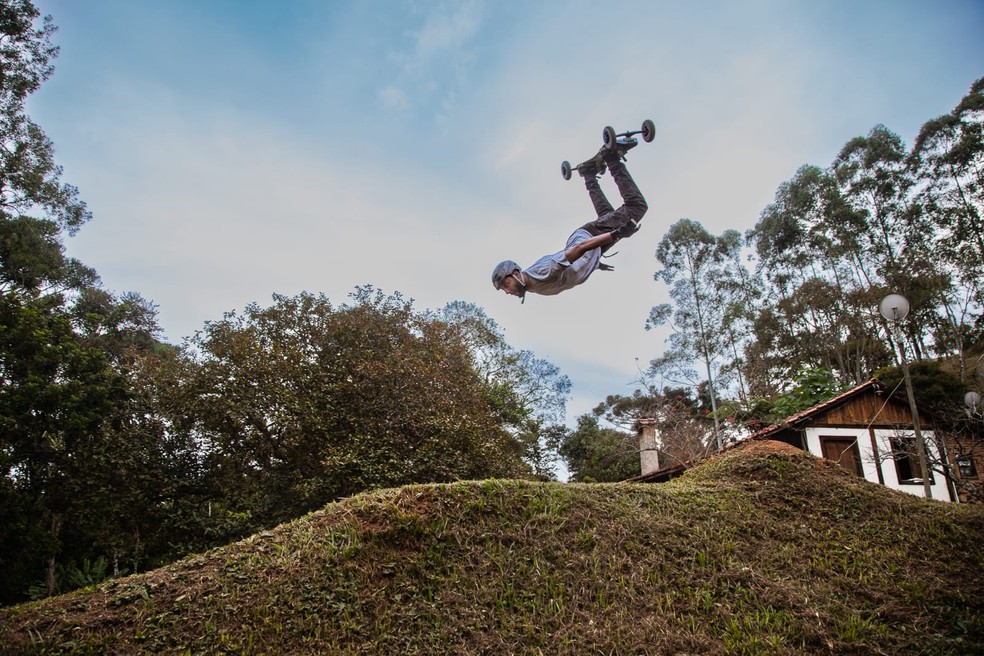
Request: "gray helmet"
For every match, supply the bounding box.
[491,260,522,290]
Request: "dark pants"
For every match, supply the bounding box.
[578,159,647,251]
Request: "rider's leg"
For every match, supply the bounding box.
[582,174,614,218]
[608,158,649,228]
[578,158,647,239]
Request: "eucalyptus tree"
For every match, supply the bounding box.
[747,164,890,390]
[648,218,749,447]
[834,125,949,367]
[909,77,984,380]
[910,77,984,296]
[714,229,759,402]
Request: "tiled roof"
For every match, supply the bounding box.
[741,378,881,441]
[626,378,883,483]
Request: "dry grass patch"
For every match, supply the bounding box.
[2,441,982,655]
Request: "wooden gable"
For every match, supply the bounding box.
[809,390,928,429]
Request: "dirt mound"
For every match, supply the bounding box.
[679,437,864,494]
[732,439,804,456]
[3,462,983,654]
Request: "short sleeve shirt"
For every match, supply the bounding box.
[523,228,602,296]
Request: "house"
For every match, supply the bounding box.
[631,379,983,503]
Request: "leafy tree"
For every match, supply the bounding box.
[714,228,760,403]
[910,77,984,294]
[559,415,638,483]
[166,290,532,532]
[0,293,119,601]
[909,77,984,379]
[874,362,980,501]
[764,367,850,421]
[0,2,175,603]
[0,1,89,236]
[746,164,890,391]
[437,301,571,479]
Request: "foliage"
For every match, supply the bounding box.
[765,367,851,421]
[0,1,89,235]
[163,289,533,533]
[874,360,965,419]
[437,301,570,479]
[558,414,638,482]
[640,76,983,424]
[590,386,718,467]
[648,219,757,445]
[3,445,982,655]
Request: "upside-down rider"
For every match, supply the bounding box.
[491,141,647,302]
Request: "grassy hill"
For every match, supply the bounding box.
[2,441,982,655]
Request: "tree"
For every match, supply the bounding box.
[910,77,984,296]
[0,3,178,603]
[764,367,849,421]
[0,293,119,601]
[591,385,717,468]
[559,414,638,483]
[0,0,108,603]
[1,1,89,236]
[648,218,748,447]
[873,363,981,501]
[437,301,571,479]
[166,290,532,532]
[909,77,984,379]
[746,164,891,391]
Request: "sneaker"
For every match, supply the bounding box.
[579,160,606,178]
[603,137,638,165]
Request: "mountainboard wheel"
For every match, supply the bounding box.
[602,126,617,149]
[561,160,572,180]
[641,119,655,143]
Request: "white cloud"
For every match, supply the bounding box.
[378,85,411,110]
[39,0,984,433]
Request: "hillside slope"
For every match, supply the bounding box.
[2,441,982,655]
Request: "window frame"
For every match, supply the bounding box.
[890,436,935,486]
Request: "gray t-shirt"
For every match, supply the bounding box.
[523,228,602,296]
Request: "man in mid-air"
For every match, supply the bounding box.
[491,141,647,302]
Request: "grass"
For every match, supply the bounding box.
[2,441,982,655]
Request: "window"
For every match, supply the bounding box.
[890,437,934,485]
[957,456,978,479]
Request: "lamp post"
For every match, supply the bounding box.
[879,294,932,500]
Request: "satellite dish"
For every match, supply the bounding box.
[879,294,910,322]
[966,391,982,410]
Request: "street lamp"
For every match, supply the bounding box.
[879,294,932,499]
[966,391,981,415]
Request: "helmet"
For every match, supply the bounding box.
[491,260,522,290]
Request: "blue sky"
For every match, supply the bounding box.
[28,0,984,432]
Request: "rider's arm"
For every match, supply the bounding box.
[564,232,613,264]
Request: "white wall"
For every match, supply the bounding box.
[803,427,952,502]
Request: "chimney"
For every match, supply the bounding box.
[636,418,659,475]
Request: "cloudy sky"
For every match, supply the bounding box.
[29,0,984,428]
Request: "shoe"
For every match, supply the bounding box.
[579,160,606,178]
[603,137,638,166]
